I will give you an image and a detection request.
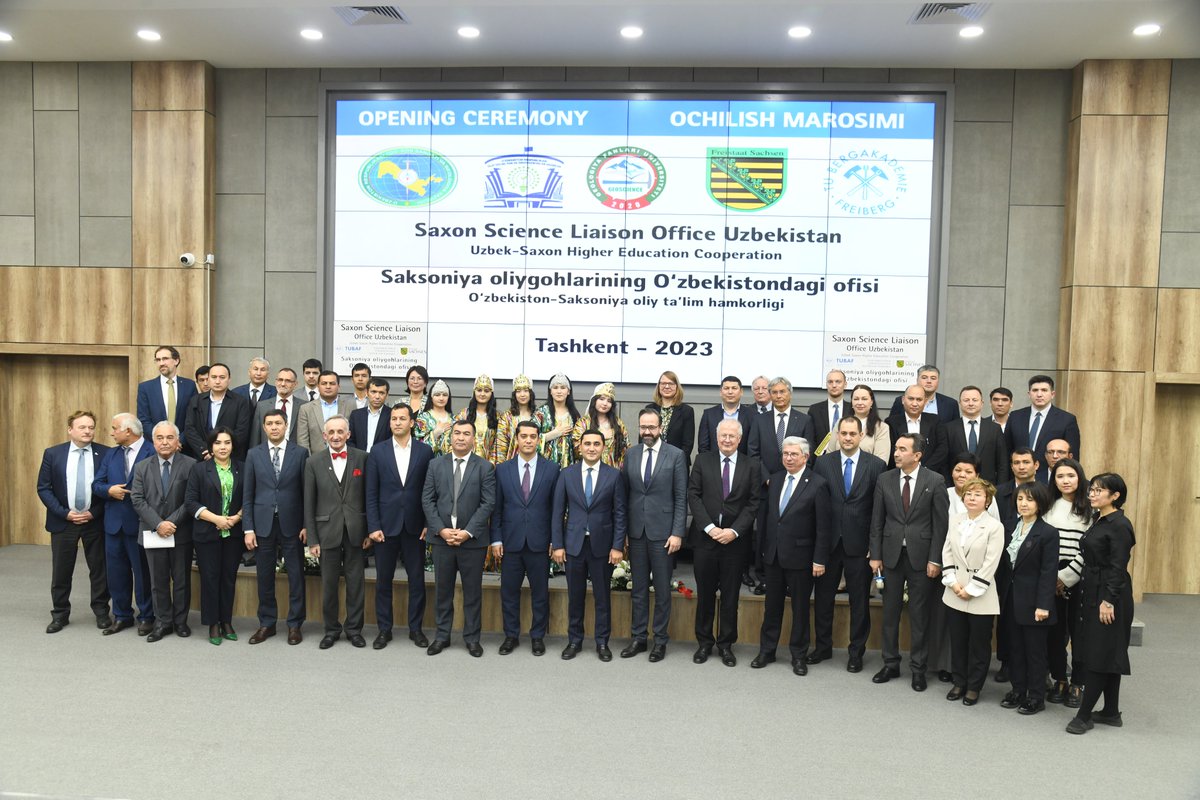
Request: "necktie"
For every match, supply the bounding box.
[452,458,464,520]
[968,420,978,453]
[1028,411,1042,448]
[279,398,287,420]
[585,467,594,505]
[74,448,87,511]
[902,474,911,515]
[779,474,795,514]
[122,446,132,484]
[330,450,347,460]
[832,403,840,426]
[843,457,853,496]
[776,413,786,450]
[722,457,731,499]
[309,390,316,401]
[643,447,654,484]
[272,446,281,478]
[161,460,171,496]
[251,387,260,405]
[166,378,175,425]
[522,462,531,501]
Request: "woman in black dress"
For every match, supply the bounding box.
[650,370,695,469]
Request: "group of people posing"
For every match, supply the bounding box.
[36,351,1134,736]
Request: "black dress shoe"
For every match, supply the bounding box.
[872,666,900,683]
[946,686,966,701]
[938,670,954,683]
[1000,691,1024,709]
[499,636,519,655]
[994,663,1009,683]
[1047,680,1068,704]
[1018,699,1045,715]
[103,619,134,636]
[791,658,808,676]
[911,673,928,692]
[597,644,613,662]
[804,651,831,665]
[408,630,429,648]
[620,640,648,658]
[427,639,450,655]
[467,642,483,657]
[176,624,191,638]
[648,644,666,662]
[373,631,392,650]
[561,642,582,660]
[146,626,171,643]
[319,634,338,650]
[718,647,737,667]
[348,633,367,648]
[137,621,154,636]
[46,619,68,634]
[741,572,757,588]
[963,690,979,706]
[531,638,546,656]
[693,645,712,664]
[750,652,777,669]
[1065,716,1094,735]
[753,583,766,596]
[1093,711,1123,727]
[1065,684,1083,708]
[95,615,112,629]
[847,657,864,673]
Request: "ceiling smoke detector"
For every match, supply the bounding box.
[908,3,990,25]
[332,6,410,26]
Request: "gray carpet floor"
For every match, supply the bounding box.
[0,543,1197,800]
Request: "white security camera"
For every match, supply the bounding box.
[180,253,196,266]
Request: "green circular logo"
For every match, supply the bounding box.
[359,147,457,207]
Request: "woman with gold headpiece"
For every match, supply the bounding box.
[536,373,581,467]
[650,369,695,469]
[414,379,455,455]
[496,374,538,461]
[571,382,629,468]
[455,374,500,464]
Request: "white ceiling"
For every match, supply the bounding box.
[0,0,1197,70]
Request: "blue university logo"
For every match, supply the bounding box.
[483,147,565,209]
[359,148,457,207]
[823,149,907,216]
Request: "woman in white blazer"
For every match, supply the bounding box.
[941,477,1005,706]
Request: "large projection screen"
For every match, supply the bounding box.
[326,92,945,391]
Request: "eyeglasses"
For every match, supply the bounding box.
[1086,487,1106,495]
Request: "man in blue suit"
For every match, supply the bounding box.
[243,409,310,645]
[37,410,112,633]
[490,420,560,656]
[697,375,752,455]
[366,403,434,649]
[136,345,197,448]
[93,413,157,635]
[552,428,627,661]
[349,377,392,452]
[1004,374,1081,469]
[232,356,277,405]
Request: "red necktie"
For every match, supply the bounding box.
[331,450,347,460]
[279,398,287,419]
[902,475,911,514]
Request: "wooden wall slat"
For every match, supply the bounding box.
[1077,59,1172,116]
[132,110,211,268]
[0,266,131,345]
[130,267,210,349]
[132,61,214,112]
[1064,286,1156,372]
[1155,289,1200,373]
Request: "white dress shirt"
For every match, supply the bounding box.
[392,437,412,485]
[330,448,348,481]
[364,408,383,452]
[641,441,659,478]
[705,451,739,534]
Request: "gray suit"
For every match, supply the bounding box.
[248,395,307,449]
[622,440,688,646]
[869,465,950,673]
[303,447,368,636]
[130,453,197,630]
[421,452,496,645]
[296,397,355,453]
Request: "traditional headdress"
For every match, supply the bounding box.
[512,374,532,392]
[548,373,571,390]
[474,374,493,392]
[592,382,616,400]
[430,379,450,395]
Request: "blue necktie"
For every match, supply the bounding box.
[779,474,795,514]
[122,446,132,484]
[584,467,594,506]
[832,403,840,427]
[968,420,978,453]
[1028,411,1042,449]
[643,447,653,485]
[73,448,87,511]
[843,457,853,496]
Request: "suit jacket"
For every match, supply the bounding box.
[697,404,752,455]
[248,395,307,449]
[807,399,854,453]
[349,404,393,452]
[303,447,368,550]
[759,467,833,570]
[884,411,949,478]
[687,451,761,549]
[182,391,252,461]
[1001,517,1059,626]
[814,449,887,557]
[551,461,627,558]
[622,441,687,541]
[365,437,433,538]
[422,452,496,547]
[992,480,1030,528]
[888,391,960,423]
[37,441,110,533]
[136,375,198,441]
[747,407,816,480]
[869,465,950,571]
[651,402,695,469]
[94,440,157,535]
[184,458,245,544]
[940,511,1005,615]
[1004,405,1081,467]
[490,455,560,552]
[130,452,196,544]
[232,382,277,404]
[243,441,309,538]
[941,416,1009,485]
[296,397,356,453]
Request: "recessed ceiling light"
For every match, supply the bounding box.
[0,31,12,43]
[959,26,984,38]
[300,29,323,40]
[788,26,812,39]
[1133,23,1161,36]
[620,26,643,39]
[458,26,480,38]
[137,29,161,41]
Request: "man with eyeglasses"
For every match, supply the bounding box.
[1037,439,1072,485]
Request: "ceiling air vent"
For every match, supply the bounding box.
[908,3,990,24]
[333,6,410,26]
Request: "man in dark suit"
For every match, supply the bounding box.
[94,413,157,635]
[37,410,111,633]
[1004,374,1081,467]
[1037,439,1073,485]
[942,385,1008,485]
[688,419,761,666]
[136,345,197,446]
[183,362,252,461]
[869,432,950,691]
[421,420,496,657]
[885,384,949,479]
[304,414,369,649]
[988,386,1014,433]
[621,407,688,662]
[751,436,832,675]
[813,416,888,672]
[232,356,277,406]
[807,369,854,455]
[552,428,627,661]
[749,376,772,415]
[490,420,560,656]
[366,403,434,649]
[748,377,816,479]
[349,377,392,452]
[697,375,752,454]
[995,447,1040,527]
[248,367,306,448]
[243,409,310,645]
[130,421,196,641]
[887,364,960,423]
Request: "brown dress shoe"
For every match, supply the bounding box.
[287,628,303,645]
[248,626,276,644]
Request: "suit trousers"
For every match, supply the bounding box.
[947,607,994,692]
[812,540,872,659]
[500,547,550,638]
[373,534,427,633]
[692,540,745,647]
[194,535,242,625]
[1048,582,1083,681]
[881,547,936,673]
[431,544,485,644]
[319,543,365,636]
[927,586,951,672]
[1005,595,1050,701]
[105,531,154,623]
[759,556,815,659]
[49,521,110,622]
[566,547,613,645]
[146,539,192,629]
[628,534,673,645]
[253,518,306,628]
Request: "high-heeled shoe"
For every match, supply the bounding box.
[208,625,222,646]
[220,622,237,641]
[963,690,980,706]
